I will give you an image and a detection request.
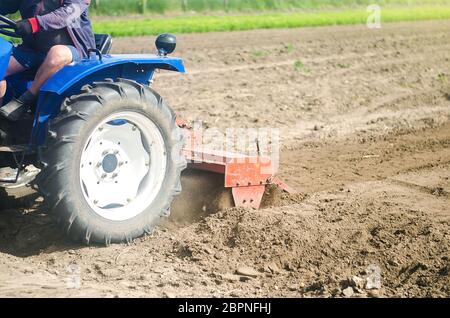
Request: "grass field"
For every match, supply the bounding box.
[93,6,450,37]
[90,0,450,15]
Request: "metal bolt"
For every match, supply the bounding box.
[132,126,137,131]
[102,150,108,156]
[96,162,102,168]
[101,173,107,179]
[112,173,118,178]
[114,150,119,155]
[119,161,124,166]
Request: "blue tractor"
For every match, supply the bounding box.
[0,15,187,245]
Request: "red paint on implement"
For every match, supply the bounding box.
[178,117,295,208]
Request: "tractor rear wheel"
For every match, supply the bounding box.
[37,79,186,245]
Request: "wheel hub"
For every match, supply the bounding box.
[86,140,128,184]
[102,153,118,174]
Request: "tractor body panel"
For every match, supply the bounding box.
[40,54,185,95]
[0,38,12,80]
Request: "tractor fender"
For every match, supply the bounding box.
[41,54,185,96]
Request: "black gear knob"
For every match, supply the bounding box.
[155,33,177,56]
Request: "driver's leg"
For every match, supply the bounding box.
[0,56,27,106]
[29,45,73,96]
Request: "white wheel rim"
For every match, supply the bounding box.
[79,111,167,221]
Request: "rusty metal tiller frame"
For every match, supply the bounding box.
[177,118,295,209]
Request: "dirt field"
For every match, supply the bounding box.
[0,20,449,298]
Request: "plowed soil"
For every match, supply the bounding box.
[0,20,449,298]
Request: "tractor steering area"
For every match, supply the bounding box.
[0,15,20,38]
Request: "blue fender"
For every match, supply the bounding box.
[41,54,185,95]
[32,54,185,145]
[0,38,12,80]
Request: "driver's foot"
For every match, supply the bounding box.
[0,91,37,122]
[0,98,29,122]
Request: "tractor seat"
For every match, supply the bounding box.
[94,34,113,55]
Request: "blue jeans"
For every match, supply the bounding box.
[12,45,81,71]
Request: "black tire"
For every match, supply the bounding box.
[36,79,186,245]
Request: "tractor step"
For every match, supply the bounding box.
[0,145,28,153]
[0,166,40,188]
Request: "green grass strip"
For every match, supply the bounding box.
[92,6,450,37]
[89,0,450,16]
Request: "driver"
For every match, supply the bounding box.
[0,0,95,121]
